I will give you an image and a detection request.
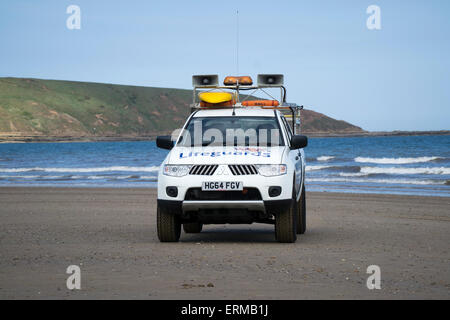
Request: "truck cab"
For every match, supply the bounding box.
[156,74,308,243]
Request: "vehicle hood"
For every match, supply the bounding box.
[167,146,286,165]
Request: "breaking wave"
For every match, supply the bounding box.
[308,178,446,185]
[355,156,443,164]
[360,167,450,175]
[339,172,369,177]
[0,174,158,181]
[0,166,160,173]
[0,175,40,179]
[306,165,333,172]
[306,165,361,172]
[317,156,335,161]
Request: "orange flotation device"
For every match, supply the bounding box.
[200,100,235,108]
[224,76,253,86]
[242,100,279,107]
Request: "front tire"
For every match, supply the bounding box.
[275,186,297,243]
[157,204,181,242]
[296,184,306,234]
[183,222,203,233]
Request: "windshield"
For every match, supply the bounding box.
[177,116,285,147]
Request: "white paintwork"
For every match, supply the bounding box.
[157,107,306,204]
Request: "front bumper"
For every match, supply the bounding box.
[183,200,265,212]
[157,173,293,202]
[157,199,291,215]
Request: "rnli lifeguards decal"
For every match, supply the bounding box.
[179,147,270,159]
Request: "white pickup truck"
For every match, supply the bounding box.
[156,74,308,243]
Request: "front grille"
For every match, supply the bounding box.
[189,165,218,176]
[229,164,258,175]
[185,188,262,201]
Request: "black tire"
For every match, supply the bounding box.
[183,222,203,234]
[296,184,306,234]
[157,204,181,242]
[275,185,297,243]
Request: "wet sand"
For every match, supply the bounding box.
[0,187,449,299]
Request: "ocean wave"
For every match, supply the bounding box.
[0,166,160,173]
[317,156,335,161]
[0,175,41,179]
[307,177,446,185]
[0,174,158,182]
[306,165,333,171]
[139,175,158,180]
[1,175,79,180]
[360,166,450,175]
[339,172,369,177]
[90,175,156,181]
[306,165,361,173]
[355,156,443,164]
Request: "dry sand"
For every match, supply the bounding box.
[0,187,449,299]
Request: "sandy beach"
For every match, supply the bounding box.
[0,187,448,299]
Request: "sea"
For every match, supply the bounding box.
[0,135,449,197]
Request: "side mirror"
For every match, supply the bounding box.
[290,135,308,150]
[156,135,174,150]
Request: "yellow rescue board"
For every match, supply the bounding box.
[199,92,233,104]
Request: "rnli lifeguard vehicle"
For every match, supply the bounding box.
[156,74,308,243]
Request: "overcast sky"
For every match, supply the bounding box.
[1,0,449,131]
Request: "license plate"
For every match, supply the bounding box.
[202,181,243,191]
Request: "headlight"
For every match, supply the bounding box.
[256,164,287,177]
[163,165,191,177]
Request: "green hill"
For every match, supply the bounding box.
[0,77,364,142]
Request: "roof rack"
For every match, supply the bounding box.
[190,74,304,133]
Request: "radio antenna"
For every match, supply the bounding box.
[236,10,239,75]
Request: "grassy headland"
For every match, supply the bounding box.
[0,77,403,142]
